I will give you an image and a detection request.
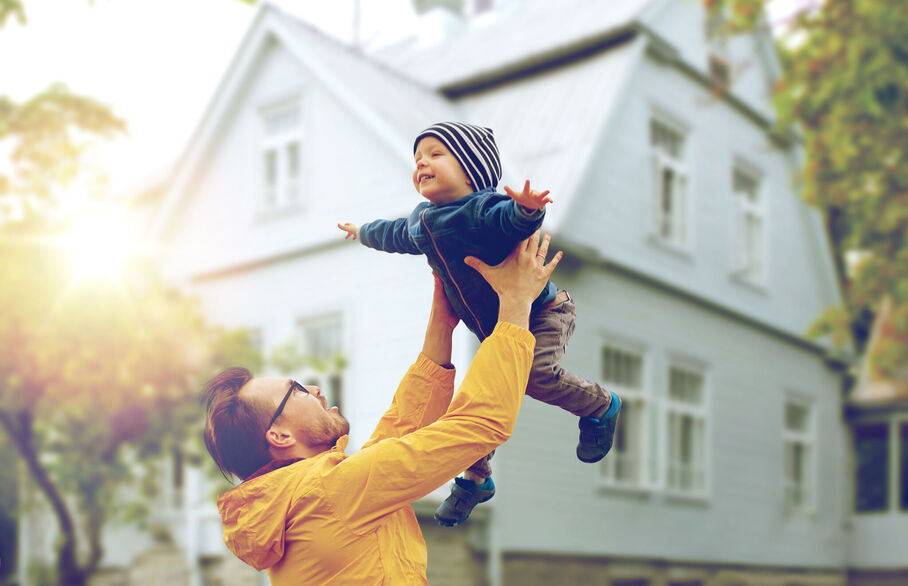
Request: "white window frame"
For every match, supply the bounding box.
[783,395,816,514]
[295,313,346,411]
[649,113,690,250]
[732,162,766,284]
[259,97,304,211]
[663,362,709,498]
[597,340,653,492]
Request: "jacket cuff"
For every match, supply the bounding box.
[513,201,545,222]
[490,321,536,347]
[415,352,457,382]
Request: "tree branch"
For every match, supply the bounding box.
[0,410,84,582]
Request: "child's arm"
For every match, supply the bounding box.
[341,218,421,255]
[480,180,551,240]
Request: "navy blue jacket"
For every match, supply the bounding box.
[359,188,557,341]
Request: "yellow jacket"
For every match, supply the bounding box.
[216,322,534,585]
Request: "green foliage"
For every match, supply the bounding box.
[0,0,24,28]
[0,228,257,580]
[710,0,908,377]
[0,84,127,210]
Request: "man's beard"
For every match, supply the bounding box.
[302,411,350,449]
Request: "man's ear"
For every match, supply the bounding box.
[265,427,296,450]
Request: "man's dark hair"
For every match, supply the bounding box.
[204,367,273,481]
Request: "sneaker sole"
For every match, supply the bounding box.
[434,491,495,527]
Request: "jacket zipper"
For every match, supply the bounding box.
[420,209,488,338]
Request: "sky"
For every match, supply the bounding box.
[0,0,416,196]
[0,0,801,198]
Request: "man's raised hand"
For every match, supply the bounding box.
[464,230,562,329]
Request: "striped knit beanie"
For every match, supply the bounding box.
[414,122,502,192]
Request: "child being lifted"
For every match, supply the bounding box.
[339,122,620,527]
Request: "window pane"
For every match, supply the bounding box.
[601,346,642,389]
[264,105,300,135]
[785,403,809,432]
[287,142,300,176]
[901,422,908,510]
[734,168,758,202]
[651,119,683,158]
[264,150,277,185]
[669,368,703,404]
[855,423,889,512]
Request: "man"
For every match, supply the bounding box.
[204,231,561,585]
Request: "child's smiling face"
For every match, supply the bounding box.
[412,136,474,205]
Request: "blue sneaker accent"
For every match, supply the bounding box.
[434,477,495,527]
[577,392,621,463]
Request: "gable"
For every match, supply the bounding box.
[151,4,457,251]
[555,49,842,348]
[455,37,645,231]
[157,17,430,281]
[642,0,781,121]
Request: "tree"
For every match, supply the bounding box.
[0,230,260,586]
[0,5,258,585]
[707,0,908,378]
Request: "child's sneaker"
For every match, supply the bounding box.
[576,392,621,463]
[434,476,495,527]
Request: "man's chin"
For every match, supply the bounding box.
[333,413,351,439]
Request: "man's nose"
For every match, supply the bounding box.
[308,386,322,398]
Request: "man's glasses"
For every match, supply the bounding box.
[267,380,309,429]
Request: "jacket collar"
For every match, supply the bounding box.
[243,435,350,482]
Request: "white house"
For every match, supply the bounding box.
[22,1,906,585]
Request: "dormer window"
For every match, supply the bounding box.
[705,6,732,89]
[708,54,731,89]
[260,98,303,210]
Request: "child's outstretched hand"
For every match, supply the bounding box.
[338,222,359,240]
[504,180,552,211]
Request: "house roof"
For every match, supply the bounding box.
[151,1,652,240]
[372,0,655,91]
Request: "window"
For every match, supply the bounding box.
[854,422,889,512]
[665,366,707,495]
[260,100,303,209]
[783,400,814,512]
[705,7,731,89]
[599,344,650,489]
[708,55,731,89]
[650,116,689,248]
[733,166,765,282]
[474,0,493,13]
[297,314,345,414]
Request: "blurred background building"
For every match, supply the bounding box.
[13,0,908,585]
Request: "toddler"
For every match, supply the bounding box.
[339,122,620,527]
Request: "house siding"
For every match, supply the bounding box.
[493,263,848,568]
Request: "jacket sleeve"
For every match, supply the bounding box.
[323,322,535,533]
[360,353,456,450]
[359,218,421,255]
[479,197,545,241]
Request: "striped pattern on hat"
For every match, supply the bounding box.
[414,122,502,192]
